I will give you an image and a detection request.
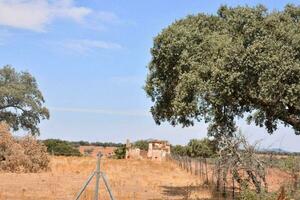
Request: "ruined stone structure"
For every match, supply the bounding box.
[147,140,171,161]
[125,139,145,159]
[125,139,170,161]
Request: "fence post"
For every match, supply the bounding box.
[216,161,220,192]
[200,158,203,179]
[195,159,198,175]
[189,158,192,174]
[195,158,197,175]
[211,164,215,185]
[94,153,102,200]
[185,156,188,172]
[232,168,235,200]
[205,158,209,184]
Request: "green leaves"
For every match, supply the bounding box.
[114,145,126,159]
[187,138,217,158]
[0,65,49,135]
[43,139,81,156]
[145,5,300,135]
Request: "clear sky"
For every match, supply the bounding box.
[0,0,299,151]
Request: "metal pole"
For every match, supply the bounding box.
[101,172,116,200]
[74,172,96,200]
[94,153,102,200]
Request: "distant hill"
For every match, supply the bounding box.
[261,148,289,153]
[256,148,300,156]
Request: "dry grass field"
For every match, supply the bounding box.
[0,156,213,200]
[0,156,292,200]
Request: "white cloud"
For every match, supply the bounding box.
[61,39,122,54]
[0,0,115,32]
[50,106,150,117]
[95,11,120,24]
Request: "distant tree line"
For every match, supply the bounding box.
[254,150,300,156]
[41,139,125,157]
[172,138,300,158]
[70,141,124,148]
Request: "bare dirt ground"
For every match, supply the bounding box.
[0,156,291,200]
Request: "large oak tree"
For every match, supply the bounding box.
[0,66,49,135]
[145,5,300,136]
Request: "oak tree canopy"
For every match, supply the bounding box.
[145,5,300,136]
[0,66,49,135]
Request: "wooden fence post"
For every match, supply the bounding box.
[205,158,209,184]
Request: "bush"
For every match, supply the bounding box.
[171,138,217,158]
[43,139,81,156]
[187,138,218,158]
[0,123,49,172]
[114,145,126,159]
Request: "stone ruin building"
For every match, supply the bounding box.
[147,140,171,161]
[125,139,171,161]
[125,139,147,159]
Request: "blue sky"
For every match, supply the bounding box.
[0,0,299,151]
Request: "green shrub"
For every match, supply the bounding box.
[114,145,126,159]
[43,139,81,156]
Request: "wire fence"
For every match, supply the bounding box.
[168,154,300,200]
[168,154,239,200]
[169,155,211,183]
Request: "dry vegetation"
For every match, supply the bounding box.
[0,155,293,200]
[0,156,213,200]
[0,124,49,173]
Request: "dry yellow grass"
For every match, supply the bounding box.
[0,156,212,200]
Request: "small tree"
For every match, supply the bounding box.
[0,66,49,135]
[187,138,217,158]
[171,145,188,156]
[114,145,126,159]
